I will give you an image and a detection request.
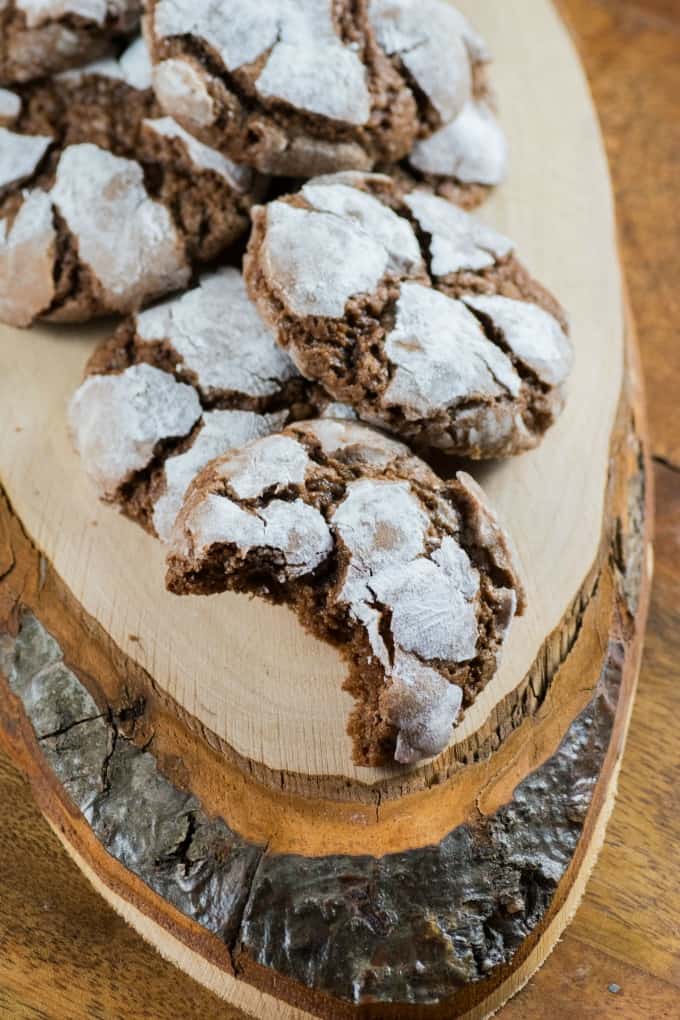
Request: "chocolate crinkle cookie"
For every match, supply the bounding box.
[387,62,508,210]
[166,418,525,766]
[245,171,573,458]
[68,268,351,541]
[145,0,498,178]
[0,37,262,327]
[0,0,141,85]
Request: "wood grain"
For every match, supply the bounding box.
[0,0,624,790]
[0,1,677,1018]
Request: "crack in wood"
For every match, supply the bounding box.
[0,608,629,1009]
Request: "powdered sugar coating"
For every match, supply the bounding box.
[135,270,298,401]
[167,421,523,765]
[247,171,571,457]
[295,418,410,466]
[369,0,472,123]
[301,181,422,275]
[331,477,480,683]
[51,144,189,310]
[119,34,153,88]
[68,363,201,498]
[0,189,55,326]
[153,408,286,541]
[179,493,332,580]
[409,99,508,186]
[463,294,573,387]
[0,127,51,189]
[153,0,371,124]
[0,88,21,121]
[152,59,217,128]
[246,499,333,578]
[216,433,311,500]
[383,282,520,417]
[58,34,152,88]
[404,190,513,276]
[262,202,389,318]
[386,651,463,764]
[143,117,250,189]
[319,402,358,421]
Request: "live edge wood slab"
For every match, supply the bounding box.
[0,2,657,1018]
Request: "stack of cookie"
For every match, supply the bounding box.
[3,2,574,767]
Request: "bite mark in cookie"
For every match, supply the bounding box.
[245,172,572,458]
[166,419,525,766]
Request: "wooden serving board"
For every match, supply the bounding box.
[0,2,653,1018]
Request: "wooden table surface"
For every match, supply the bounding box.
[1,2,678,1017]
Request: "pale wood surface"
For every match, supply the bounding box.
[1,1,678,1017]
[0,0,623,787]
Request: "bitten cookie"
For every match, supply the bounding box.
[145,0,492,176]
[245,172,573,458]
[0,0,141,85]
[0,38,261,327]
[166,418,525,766]
[68,269,348,541]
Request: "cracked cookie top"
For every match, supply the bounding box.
[0,37,262,327]
[245,172,573,458]
[0,0,142,85]
[145,0,492,176]
[68,268,350,541]
[166,418,525,766]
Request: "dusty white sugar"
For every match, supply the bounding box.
[0,128,52,190]
[383,282,520,418]
[369,536,480,662]
[387,650,463,764]
[119,35,153,89]
[68,364,201,498]
[409,100,508,186]
[319,402,357,420]
[153,59,217,128]
[369,0,472,123]
[154,0,371,123]
[66,36,153,89]
[143,118,250,190]
[17,0,108,28]
[153,408,286,542]
[256,41,370,124]
[180,493,332,578]
[136,270,297,399]
[51,144,189,310]
[154,0,280,69]
[463,294,572,387]
[404,190,513,276]
[302,180,423,274]
[0,189,56,327]
[332,477,430,663]
[0,89,21,121]
[217,433,310,500]
[263,202,388,318]
[297,419,409,466]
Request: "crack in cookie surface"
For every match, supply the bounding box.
[0,36,262,326]
[146,0,492,176]
[166,419,525,766]
[244,171,573,458]
[68,269,352,541]
[0,0,142,85]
